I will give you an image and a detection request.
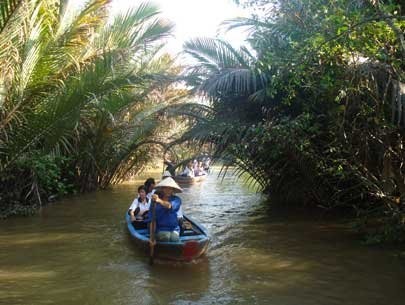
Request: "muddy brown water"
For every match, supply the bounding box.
[1,169,404,305]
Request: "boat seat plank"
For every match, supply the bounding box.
[136,229,198,236]
[140,234,205,241]
[180,235,205,241]
[182,230,197,236]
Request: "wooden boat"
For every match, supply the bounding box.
[126,214,210,261]
[174,174,207,185]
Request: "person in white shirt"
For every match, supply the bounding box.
[128,185,150,229]
[181,161,195,177]
[196,161,206,176]
[193,159,199,174]
[203,157,211,171]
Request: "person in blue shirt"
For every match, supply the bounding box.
[148,177,183,242]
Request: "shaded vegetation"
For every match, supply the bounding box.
[182,0,405,243]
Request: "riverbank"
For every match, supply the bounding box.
[2,166,405,248]
[0,164,165,219]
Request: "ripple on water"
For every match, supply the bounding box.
[1,169,405,305]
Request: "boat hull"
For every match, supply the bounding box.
[174,174,207,185]
[126,214,210,261]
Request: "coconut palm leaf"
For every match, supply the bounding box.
[184,37,268,98]
[0,0,23,34]
[0,1,176,169]
[56,0,109,43]
[221,16,274,33]
[95,2,172,51]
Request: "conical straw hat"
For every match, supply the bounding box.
[155,177,182,193]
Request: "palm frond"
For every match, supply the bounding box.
[184,37,269,98]
[96,2,173,51]
[184,38,252,69]
[221,16,274,33]
[56,0,109,43]
[0,0,23,34]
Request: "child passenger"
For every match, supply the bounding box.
[128,185,150,229]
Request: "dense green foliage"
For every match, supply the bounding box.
[2,0,404,244]
[0,0,187,217]
[184,0,405,243]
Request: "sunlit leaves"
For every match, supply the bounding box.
[0,0,183,210]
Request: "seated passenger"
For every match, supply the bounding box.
[196,161,206,176]
[193,159,199,174]
[144,178,156,200]
[203,157,211,171]
[147,177,183,242]
[128,185,150,229]
[181,161,194,177]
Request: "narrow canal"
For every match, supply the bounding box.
[1,169,404,305]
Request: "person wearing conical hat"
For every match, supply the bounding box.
[161,170,184,230]
[145,171,172,200]
[148,177,183,242]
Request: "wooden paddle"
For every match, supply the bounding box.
[149,199,157,265]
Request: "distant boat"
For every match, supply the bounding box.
[126,214,210,261]
[174,174,207,185]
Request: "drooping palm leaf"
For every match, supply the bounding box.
[0,0,23,34]
[183,37,268,99]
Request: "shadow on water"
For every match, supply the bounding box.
[122,210,212,304]
[1,168,405,305]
